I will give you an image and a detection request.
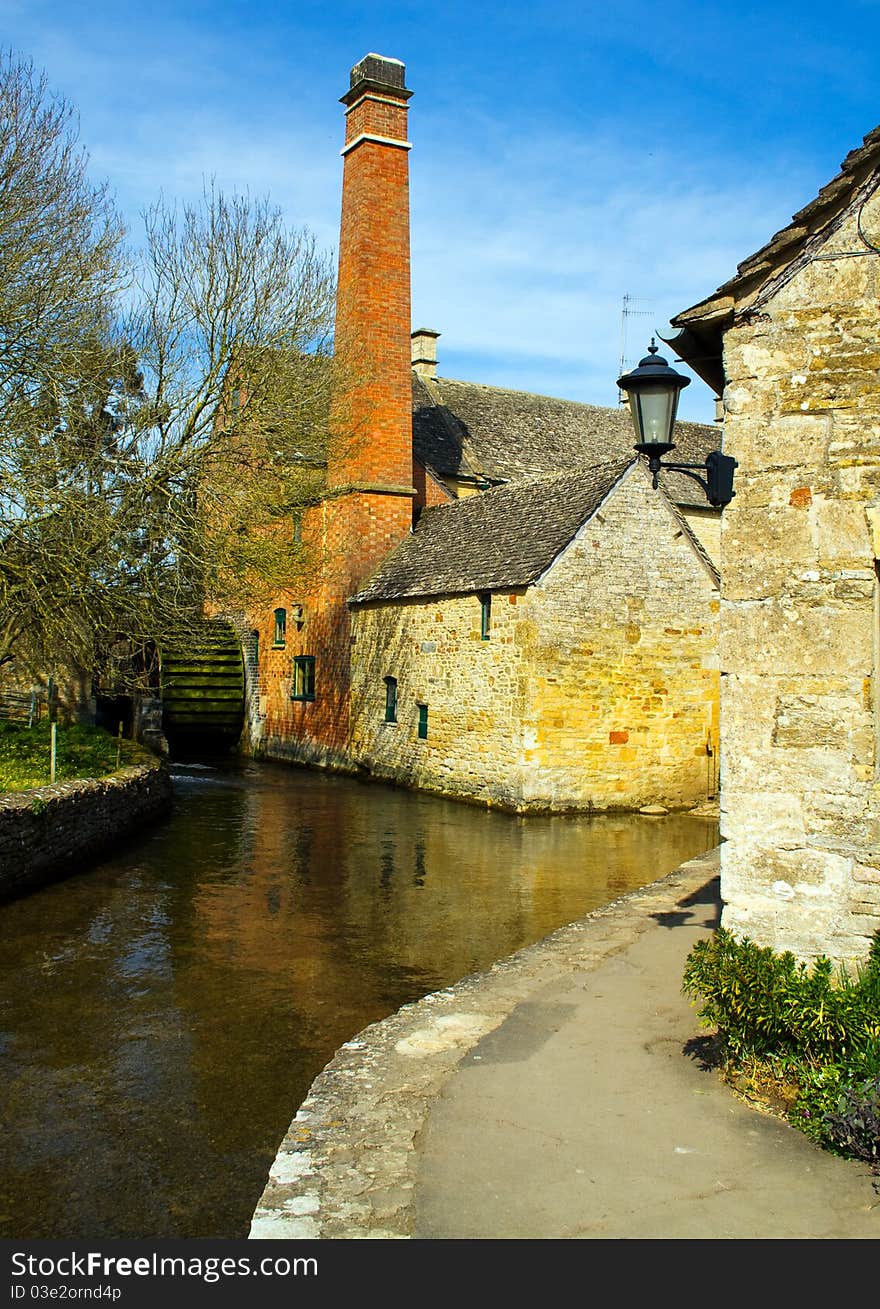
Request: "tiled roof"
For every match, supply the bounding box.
[412,373,720,509]
[351,458,636,603]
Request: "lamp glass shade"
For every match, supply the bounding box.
[630,384,680,448]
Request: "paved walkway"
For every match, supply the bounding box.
[249,847,880,1240]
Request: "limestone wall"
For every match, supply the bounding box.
[0,761,172,899]
[350,467,719,812]
[680,506,721,566]
[719,196,880,965]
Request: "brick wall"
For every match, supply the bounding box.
[253,57,415,765]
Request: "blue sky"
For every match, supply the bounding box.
[3,0,879,422]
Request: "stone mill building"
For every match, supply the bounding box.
[670,125,880,965]
[245,53,724,815]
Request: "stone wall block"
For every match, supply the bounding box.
[816,499,873,563]
[727,412,833,473]
[722,506,815,598]
[720,600,871,676]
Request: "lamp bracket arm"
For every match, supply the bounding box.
[660,461,711,492]
[640,457,709,496]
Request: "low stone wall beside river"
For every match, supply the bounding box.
[0,761,173,899]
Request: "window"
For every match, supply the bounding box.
[479,592,491,640]
[417,703,428,739]
[292,655,316,702]
[273,608,286,647]
[384,676,398,723]
[292,512,303,544]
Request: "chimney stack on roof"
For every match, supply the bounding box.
[411,328,440,379]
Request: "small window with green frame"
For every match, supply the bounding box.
[292,655,316,702]
[273,607,287,647]
[417,703,428,739]
[479,592,491,640]
[384,675,398,723]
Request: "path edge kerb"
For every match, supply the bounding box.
[248,845,721,1241]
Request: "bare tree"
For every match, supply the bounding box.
[0,53,339,687]
[0,51,125,676]
[123,185,339,620]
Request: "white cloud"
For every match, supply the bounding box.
[1,7,831,426]
[409,120,810,421]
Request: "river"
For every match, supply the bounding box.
[0,759,718,1238]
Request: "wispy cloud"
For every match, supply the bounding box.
[3,0,875,425]
[409,121,815,419]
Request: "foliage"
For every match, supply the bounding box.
[822,1077,880,1167]
[683,926,880,1166]
[0,720,148,793]
[0,53,342,687]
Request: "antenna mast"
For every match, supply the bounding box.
[618,294,653,403]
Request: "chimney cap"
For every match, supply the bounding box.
[347,53,409,93]
[411,328,440,379]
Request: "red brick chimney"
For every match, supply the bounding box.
[329,53,415,587]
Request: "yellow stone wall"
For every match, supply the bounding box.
[681,506,720,566]
[350,466,720,812]
[719,193,880,965]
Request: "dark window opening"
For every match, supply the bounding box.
[384,676,398,723]
[292,655,316,702]
[480,592,491,640]
[417,703,428,739]
[273,608,287,647]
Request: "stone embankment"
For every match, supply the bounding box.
[0,760,172,898]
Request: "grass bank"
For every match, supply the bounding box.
[0,720,152,794]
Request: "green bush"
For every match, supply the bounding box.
[683,927,880,1164]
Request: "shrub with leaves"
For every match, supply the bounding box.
[683,926,880,1166]
[822,1078,880,1167]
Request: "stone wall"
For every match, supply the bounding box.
[719,194,880,965]
[0,761,172,899]
[681,506,721,567]
[349,467,720,812]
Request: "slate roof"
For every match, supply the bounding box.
[351,457,636,603]
[411,372,720,510]
[669,124,880,390]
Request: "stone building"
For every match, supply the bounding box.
[349,458,719,813]
[247,53,724,814]
[670,126,880,963]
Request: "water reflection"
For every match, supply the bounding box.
[0,760,718,1239]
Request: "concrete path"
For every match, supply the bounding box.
[250,847,880,1240]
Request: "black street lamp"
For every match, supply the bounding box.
[617,340,736,508]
